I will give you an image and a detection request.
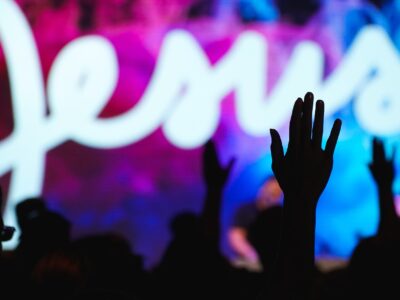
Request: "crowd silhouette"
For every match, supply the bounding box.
[1,90,400,299]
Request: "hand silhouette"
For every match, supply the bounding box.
[368,138,399,239]
[369,138,395,187]
[201,140,235,246]
[202,140,235,190]
[265,92,341,299]
[270,92,342,206]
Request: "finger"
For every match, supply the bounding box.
[288,98,303,153]
[204,140,216,159]
[325,119,342,157]
[375,139,386,162]
[372,137,379,163]
[303,92,314,143]
[372,137,386,163]
[205,140,215,153]
[270,129,284,164]
[312,100,324,148]
[377,139,384,154]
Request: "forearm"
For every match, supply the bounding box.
[268,195,316,299]
[377,182,397,236]
[266,94,341,299]
[202,186,223,246]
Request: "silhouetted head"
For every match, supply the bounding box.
[20,210,71,249]
[255,176,283,211]
[15,207,71,273]
[161,212,223,274]
[16,197,47,231]
[71,234,144,297]
[170,212,201,238]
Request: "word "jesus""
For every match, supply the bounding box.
[0,0,400,248]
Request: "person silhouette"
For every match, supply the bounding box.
[228,175,283,271]
[267,92,341,299]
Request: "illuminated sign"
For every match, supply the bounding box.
[1,0,400,248]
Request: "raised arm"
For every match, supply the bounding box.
[267,92,341,299]
[368,137,399,240]
[201,140,235,248]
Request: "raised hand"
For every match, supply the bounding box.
[369,138,396,187]
[270,92,342,207]
[201,140,235,246]
[368,138,399,239]
[266,92,341,299]
[202,140,235,191]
